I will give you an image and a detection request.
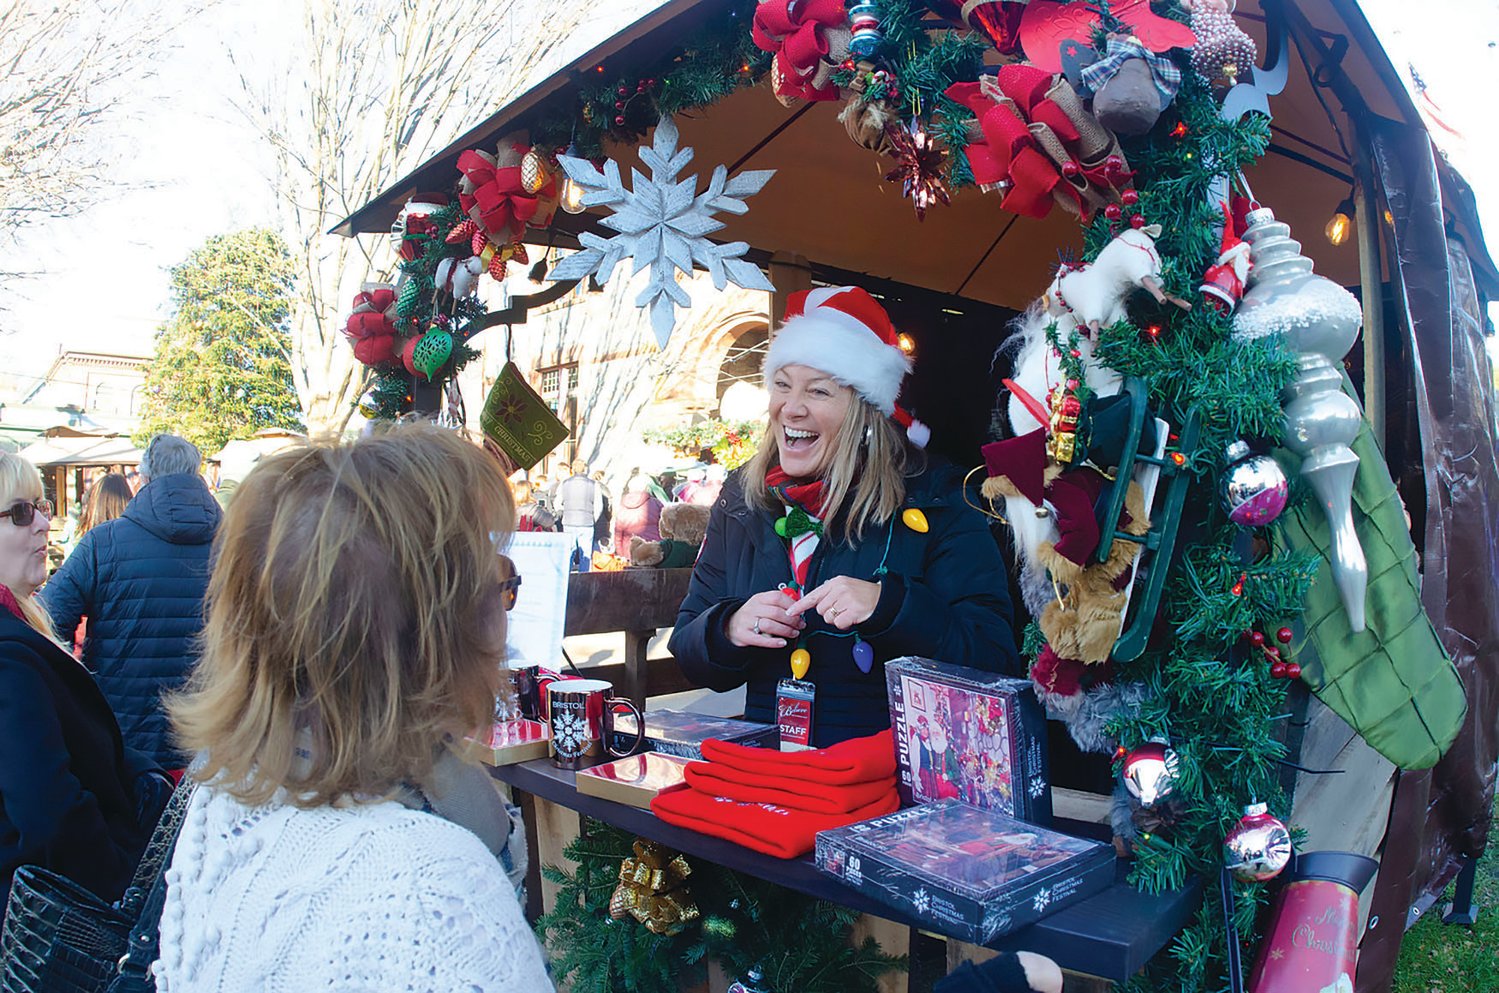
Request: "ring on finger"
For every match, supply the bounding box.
[752,618,762,636]
[829,606,843,618]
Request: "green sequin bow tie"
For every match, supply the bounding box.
[776,507,823,540]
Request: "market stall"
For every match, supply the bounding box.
[335,0,1499,990]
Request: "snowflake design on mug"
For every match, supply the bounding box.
[553,712,589,756]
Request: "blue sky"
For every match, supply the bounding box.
[0,0,1493,381]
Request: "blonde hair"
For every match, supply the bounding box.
[168,425,516,808]
[0,453,58,640]
[740,396,915,543]
[79,473,132,535]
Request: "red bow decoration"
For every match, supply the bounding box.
[456,139,556,250]
[344,285,400,367]
[946,66,1132,221]
[752,0,850,103]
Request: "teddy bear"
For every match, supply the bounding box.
[628,502,712,568]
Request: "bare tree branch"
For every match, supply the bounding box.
[240,0,609,439]
[0,0,210,235]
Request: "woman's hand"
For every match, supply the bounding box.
[726,590,805,648]
[787,576,882,631]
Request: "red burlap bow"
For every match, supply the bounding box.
[752,0,849,102]
[946,65,1132,220]
[345,286,400,366]
[456,143,552,246]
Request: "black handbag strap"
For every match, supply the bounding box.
[108,781,198,992]
[116,779,196,919]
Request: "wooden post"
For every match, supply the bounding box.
[1354,140,1386,452]
[533,794,583,916]
[851,915,911,993]
[768,252,812,333]
[622,628,651,708]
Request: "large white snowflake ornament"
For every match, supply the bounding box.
[548,116,776,347]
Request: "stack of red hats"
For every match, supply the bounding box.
[651,730,900,859]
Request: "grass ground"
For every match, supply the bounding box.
[1390,801,1499,993]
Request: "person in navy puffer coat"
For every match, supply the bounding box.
[43,434,222,768]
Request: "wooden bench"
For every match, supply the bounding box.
[562,567,695,706]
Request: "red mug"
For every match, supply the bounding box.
[510,663,564,721]
[544,678,645,769]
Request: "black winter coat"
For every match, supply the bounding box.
[0,610,161,908]
[669,459,1020,747]
[42,473,221,767]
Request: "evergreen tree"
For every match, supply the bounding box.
[136,229,304,453]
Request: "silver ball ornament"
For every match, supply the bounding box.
[1222,440,1290,526]
[1222,802,1293,882]
[1123,737,1180,808]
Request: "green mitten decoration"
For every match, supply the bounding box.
[1273,400,1466,770]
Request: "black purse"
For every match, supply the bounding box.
[0,780,196,993]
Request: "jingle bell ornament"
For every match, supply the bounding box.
[1122,737,1179,807]
[1221,440,1289,526]
[1223,802,1293,882]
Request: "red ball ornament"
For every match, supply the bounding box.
[615,100,624,109]
[1105,154,1125,173]
[1121,189,1139,206]
[1276,627,1293,644]
[1265,645,1280,660]
[1249,631,1266,647]
[1285,662,1302,679]
[1061,160,1081,178]
[1130,214,1146,229]
[617,85,629,96]
[614,115,626,126]
[1104,203,1123,221]
[1270,661,1288,679]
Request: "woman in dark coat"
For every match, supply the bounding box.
[670,287,1019,747]
[0,452,164,907]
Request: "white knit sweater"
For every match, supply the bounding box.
[152,786,554,992]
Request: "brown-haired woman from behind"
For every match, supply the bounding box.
[79,472,133,537]
[155,426,552,992]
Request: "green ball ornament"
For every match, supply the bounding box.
[775,517,788,538]
[411,329,453,381]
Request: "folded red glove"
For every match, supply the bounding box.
[683,761,894,815]
[651,784,900,859]
[698,729,896,786]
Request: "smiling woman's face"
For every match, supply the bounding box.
[769,364,854,481]
[0,488,50,598]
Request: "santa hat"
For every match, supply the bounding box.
[764,286,928,445]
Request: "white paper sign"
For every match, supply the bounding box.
[500,531,573,668]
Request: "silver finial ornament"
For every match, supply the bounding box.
[1233,207,1368,631]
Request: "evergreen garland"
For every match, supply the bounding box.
[536,822,906,993]
[529,0,770,159]
[359,201,487,420]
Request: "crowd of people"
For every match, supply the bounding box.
[511,457,726,570]
[0,285,1025,992]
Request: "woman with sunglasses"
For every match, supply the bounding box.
[0,453,167,908]
[154,426,551,992]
